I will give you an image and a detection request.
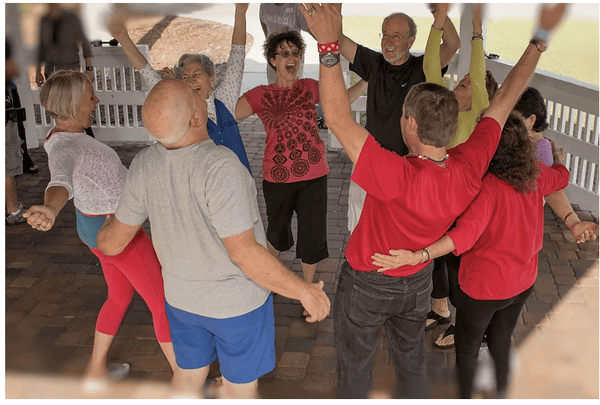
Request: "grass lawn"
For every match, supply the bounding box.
[343,16,599,86]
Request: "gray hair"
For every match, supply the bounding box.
[175,53,216,79]
[382,12,417,38]
[39,70,88,121]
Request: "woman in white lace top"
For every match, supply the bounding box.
[23,70,180,390]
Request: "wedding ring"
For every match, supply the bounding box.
[40,225,45,230]
[308,6,315,15]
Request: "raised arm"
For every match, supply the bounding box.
[23,186,69,232]
[422,5,447,85]
[301,3,368,164]
[483,4,567,128]
[232,3,249,46]
[435,4,460,68]
[106,8,149,71]
[468,4,489,108]
[222,229,330,323]
[329,4,358,64]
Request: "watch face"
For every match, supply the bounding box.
[320,52,340,67]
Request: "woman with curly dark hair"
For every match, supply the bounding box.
[235,28,365,313]
[370,113,588,398]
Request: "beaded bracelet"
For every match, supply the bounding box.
[318,41,340,54]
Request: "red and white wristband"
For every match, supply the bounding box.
[318,41,340,54]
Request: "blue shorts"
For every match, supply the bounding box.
[165,294,275,384]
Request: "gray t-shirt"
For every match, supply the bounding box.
[259,3,309,36]
[116,139,269,319]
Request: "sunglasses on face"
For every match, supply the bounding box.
[276,50,302,58]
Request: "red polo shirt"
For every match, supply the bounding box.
[347,117,501,277]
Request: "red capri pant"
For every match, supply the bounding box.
[88,228,171,342]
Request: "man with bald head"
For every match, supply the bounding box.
[97,79,330,398]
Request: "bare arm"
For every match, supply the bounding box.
[232,3,248,46]
[331,4,358,64]
[22,186,70,232]
[339,33,358,64]
[106,10,149,71]
[372,235,456,271]
[545,189,598,243]
[302,3,368,163]
[347,78,367,104]
[235,95,254,121]
[222,229,330,322]
[484,4,567,128]
[96,215,142,256]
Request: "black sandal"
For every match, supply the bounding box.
[425,310,452,331]
[24,164,39,174]
[433,324,455,350]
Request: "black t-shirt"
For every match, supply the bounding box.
[350,44,427,157]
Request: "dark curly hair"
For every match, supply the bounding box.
[487,113,540,193]
[263,28,306,71]
[485,70,498,103]
[513,87,548,133]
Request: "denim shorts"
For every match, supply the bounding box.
[165,294,275,384]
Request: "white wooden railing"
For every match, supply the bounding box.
[336,52,599,214]
[28,45,154,143]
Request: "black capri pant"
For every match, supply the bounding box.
[262,175,329,265]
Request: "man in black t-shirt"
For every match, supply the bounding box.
[338,7,460,232]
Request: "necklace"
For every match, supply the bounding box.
[407,153,449,163]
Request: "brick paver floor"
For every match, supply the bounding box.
[5,117,599,399]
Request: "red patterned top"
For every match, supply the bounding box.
[243,79,329,183]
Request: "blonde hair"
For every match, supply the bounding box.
[39,70,89,121]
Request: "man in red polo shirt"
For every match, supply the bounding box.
[301,3,567,399]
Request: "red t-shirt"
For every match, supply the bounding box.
[347,116,501,277]
[243,79,329,183]
[447,163,569,300]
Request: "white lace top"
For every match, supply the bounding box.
[138,44,246,123]
[44,131,127,215]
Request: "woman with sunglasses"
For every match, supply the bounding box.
[236,29,366,313]
[107,4,251,173]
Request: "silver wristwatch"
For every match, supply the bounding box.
[319,52,340,68]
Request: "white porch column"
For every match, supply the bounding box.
[456,4,488,79]
[5,3,40,148]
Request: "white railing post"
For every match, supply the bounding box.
[29,45,155,143]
